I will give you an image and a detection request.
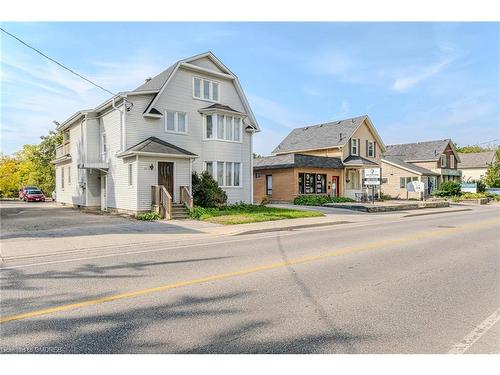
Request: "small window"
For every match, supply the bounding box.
[450,156,455,168]
[177,113,186,133]
[217,115,225,139]
[351,139,359,156]
[166,112,175,131]
[400,177,405,188]
[206,115,213,139]
[205,161,213,176]
[193,78,201,98]
[440,154,447,167]
[203,80,210,99]
[225,162,233,186]
[367,140,375,157]
[226,116,233,140]
[193,77,220,102]
[234,163,240,186]
[255,172,261,178]
[212,82,219,101]
[128,164,133,186]
[61,167,65,189]
[217,162,224,186]
[234,118,241,142]
[68,166,71,184]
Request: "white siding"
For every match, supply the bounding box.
[55,122,84,205]
[137,156,191,211]
[126,66,253,203]
[189,56,225,72]
[100,108,138,212]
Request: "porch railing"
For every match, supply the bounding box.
[180,186,194,211]
[151,185,172,219]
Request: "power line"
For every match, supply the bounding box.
[0,27,121,98]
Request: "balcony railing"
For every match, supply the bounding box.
[55,142,71,159]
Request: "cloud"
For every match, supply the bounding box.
[391,57,456,92]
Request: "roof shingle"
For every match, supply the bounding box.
[384,139,451,161]
[253,153,343,170]
[458,151,497,168]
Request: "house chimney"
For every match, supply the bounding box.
[145,77,152,83]
[339,133,343,141]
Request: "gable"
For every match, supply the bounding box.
[188,56,226,73]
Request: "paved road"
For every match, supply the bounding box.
[1,206,499,353]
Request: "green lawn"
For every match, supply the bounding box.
[191,204,324,225]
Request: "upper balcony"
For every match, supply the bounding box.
[53,142,71,163]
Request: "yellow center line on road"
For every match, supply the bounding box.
[1,218,499,325]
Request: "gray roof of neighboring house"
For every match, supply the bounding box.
[458,151,497,168]
[342,155,378,166]
[123,137,197,157]
[253,153,343,170]
[272,115,368,154]
[384,139,451,161]
[133,63,177,92]
[382,156,439,175]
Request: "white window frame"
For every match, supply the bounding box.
[204,161,214,177]
[61,167,65,189]
[165,110,188,134]
[367,140,375,157]
[440,154,447,168]
[128,163,133,187]
[351,138,359,156]
[208,161,243,188]
[450,155,455,168]
[68,166,71,184]
[193,76,220,103]
[204,114,243,143]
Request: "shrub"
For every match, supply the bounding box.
[460,192,488,200]
[433,181,461,197]
[293,195,354,206]
[192,171,227,208]
[476,180,486,193]
[137,211,161,220]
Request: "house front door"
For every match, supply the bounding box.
[158,162,174,198]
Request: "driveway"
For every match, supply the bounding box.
[0,201,212,259]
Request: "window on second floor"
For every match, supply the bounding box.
[165,111,188,133]
[367,140,375,157]
[440,154,447,168]
[193,77,219,102]
[351,138,359,156]
[450,155,455,168]
[204,114,242,142]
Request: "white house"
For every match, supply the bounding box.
[53,52,260,217]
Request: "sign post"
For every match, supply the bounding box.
[363,168,381,204]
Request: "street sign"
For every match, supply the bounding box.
[364,168,381,179]
[461,183,477,193]
[364,178,381,186]
[407,181,425,193]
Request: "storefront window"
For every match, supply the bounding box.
[298,173,326,194]
[347,169,360,190]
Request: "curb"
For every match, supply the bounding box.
[233,220,352,236]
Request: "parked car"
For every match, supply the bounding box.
[23,189,46,202]
[19,186,39,200]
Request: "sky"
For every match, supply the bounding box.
[1,22,499,156]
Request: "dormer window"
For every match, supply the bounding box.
[193,77,219,102]
[440,154,447,167]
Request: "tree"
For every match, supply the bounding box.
[191,171,227,208]
[484,148,500,188]
[253,152,262,158]
[0,128,62,197]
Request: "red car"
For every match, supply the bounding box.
[19,186,38,200]
[23,189,46,202]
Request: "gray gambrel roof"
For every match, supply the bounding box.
[272,115,384,155]
[384,139,457,162]
[253,154,343,170]
[133,64,177,93]
[119,137,197,158]
[382,156,439,176]
[458,151,497,168]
